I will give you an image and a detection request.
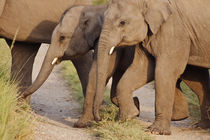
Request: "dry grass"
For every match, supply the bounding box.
[0,39,34,140]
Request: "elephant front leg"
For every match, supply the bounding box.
[74,59,96,128]
[10,41,40,102]
[148,54,188,135]
[71,51,93,97]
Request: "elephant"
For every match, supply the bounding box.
[0,0,93,102]
[93,0,210,135]
[21,4,208,129]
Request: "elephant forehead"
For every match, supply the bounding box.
[59,6,84,33]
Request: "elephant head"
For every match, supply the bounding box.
[21,5,106,98]
[94,0,172,120]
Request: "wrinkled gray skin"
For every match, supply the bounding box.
[21,4,206,129]
[0,0,93,102]
[94,0,210,135]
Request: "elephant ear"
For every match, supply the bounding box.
[143,0,172,34]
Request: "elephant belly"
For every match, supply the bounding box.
[188,45,210,69]
[0,0,78,43]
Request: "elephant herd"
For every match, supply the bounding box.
[0,0,210,135]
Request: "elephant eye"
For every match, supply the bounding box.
[119,20,126,27]
[59,36,65,42]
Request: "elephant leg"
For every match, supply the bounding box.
[110,65,140,112]
[171,79,189,121]
[71,51,93,96]
[181,65,210,128]
[10,41,40,102]
[116,47,155,120]
[75,51,119,127]
[74,59,96,128]
[148,53,189,135]
[74,51,116,127]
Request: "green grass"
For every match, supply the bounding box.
[61,61,84,105]
[61,61,152,140]
[0,39,33,140]
[93,0,109,5]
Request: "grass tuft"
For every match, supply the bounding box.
[90,105,152,140]
[0,39,33,140]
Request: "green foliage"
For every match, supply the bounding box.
[0,39,33,140]
[93,0,109,5]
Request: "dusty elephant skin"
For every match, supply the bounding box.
[20,4,207,130]
[0,0,93,102]
[94,0,210,135]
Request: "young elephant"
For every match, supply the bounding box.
[21,4,206,128]
[94,0,210,135]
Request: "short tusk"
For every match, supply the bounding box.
[51,57,58,65]
[109,46,115,55]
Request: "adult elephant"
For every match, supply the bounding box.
[93,0,210,135]
[0,0,93,102]
[22,4,206,129]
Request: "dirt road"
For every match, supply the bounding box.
[30,44,209,140]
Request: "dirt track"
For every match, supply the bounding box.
[31,44,210,140]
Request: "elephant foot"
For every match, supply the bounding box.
[18,95,31,105]
[133,97,140,117]
[74,114,94,128]
[25,95,31,104]
[118,106,139,121]
[147,122,171,135]
[193,119,210,129]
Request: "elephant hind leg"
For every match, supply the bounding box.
[171,79,189,121]
[111,71,140,115]
[182,65,210,128]
[10,41,40,91]
[9,40,40,102]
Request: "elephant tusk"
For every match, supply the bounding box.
[51,57,58,65]
[109,46,115,55]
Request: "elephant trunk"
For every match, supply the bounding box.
[21,46,59,98]
[93,26,113,121]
